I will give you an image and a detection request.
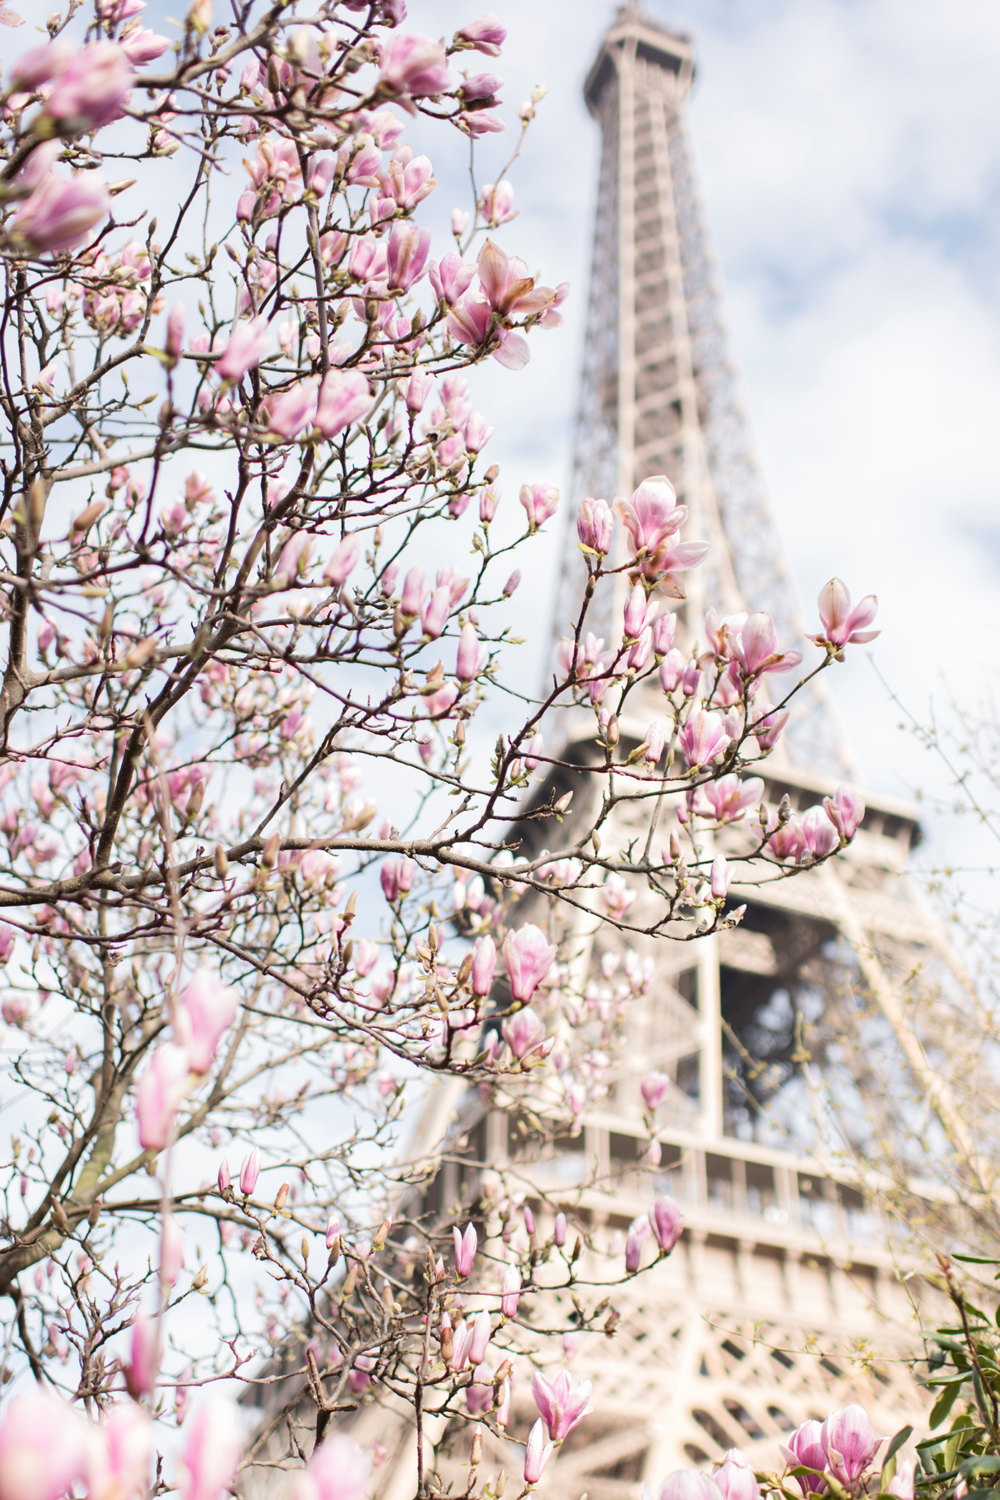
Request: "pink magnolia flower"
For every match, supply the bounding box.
[477,238,555,317]
[678,709,729,769]
[502,923,556,1002]
[468,1309,491,1365]
[125,1311,159,1399]
[811,579,879,654]
[215,316,270,381]
[175,970,238,1075]
[429,251,476,304]
[421,586,451,639]
[824,786,864,840]
[12,172,111,255]
[386,222,431,292]
[380,151,435,209]
[648,1195,684,1253]
[165,302,185,360]
[614,475,686,557]
[501,1260,521,1316]
[405,368,434,413]
[641,1070,670,1111]
[136,1042,190,1151]
[623,582,648,638]
[379,33,449,97]
[886,1459,916,1500]
[478,178,515,223]
[400,567,425,617]
[653,612,677,654]
[753,706,789,751]
[731,612,802,679]
[801,805,839,860]
[453,1222,477,1278]
[821,1405,880,1484]
[449,1319,477,1373]
[713,1452,759,1500]
[43,42,134,133]
[291,1433,371,1500]
[262,380,318,440]
[531,1369,592,1441]
[315,368,371,440]
[523,1419,553,1485]
[177,1400,242,1500]
[501,1005,550,1062]
[455,621,483,682]
[645,716,668,765]
[470,934,496,996]
[86,1402,152,1500]
[380,856,415,902]
[456,14,507,56]
[710,853,731,900]
[577,496,613,554]
[324,535,359,586]
[629,625,654,673]
[121,28,171,64]
[768,817,806,864]
[655,1475,725,1500]
[0,1391,87,1500]
[239,1147,261,1196]
[781,1419,828,1495]
[519,483,559,529]
[625,1221,645,1271]
[697,774,764,825]
[648,536,710,593]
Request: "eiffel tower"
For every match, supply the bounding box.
[248,9,962,1496]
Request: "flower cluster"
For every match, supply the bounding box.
[648,1404,908,1500]
[0,1,881,1494]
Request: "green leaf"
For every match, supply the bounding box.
[883,1426,914,1468]
[929,1382,964,1429]
[951,1254,1000,1266]
[959,1457,1000,1477]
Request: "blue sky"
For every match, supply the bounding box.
[404,0,1000,893]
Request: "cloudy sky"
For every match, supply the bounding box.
[409,0,1000,893]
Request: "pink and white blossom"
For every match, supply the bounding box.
[531,1368,592,1442]
[502,924,556,1002]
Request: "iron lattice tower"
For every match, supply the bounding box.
[249,10,967,1496]
[459,7,957,1485]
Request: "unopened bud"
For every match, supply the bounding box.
[261,831,280,869]
[214,844,228,878]
[275,1182,289,1212]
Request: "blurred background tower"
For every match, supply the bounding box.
[441,4,954,1487]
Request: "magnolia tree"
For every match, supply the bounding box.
[0,2,881,1498]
